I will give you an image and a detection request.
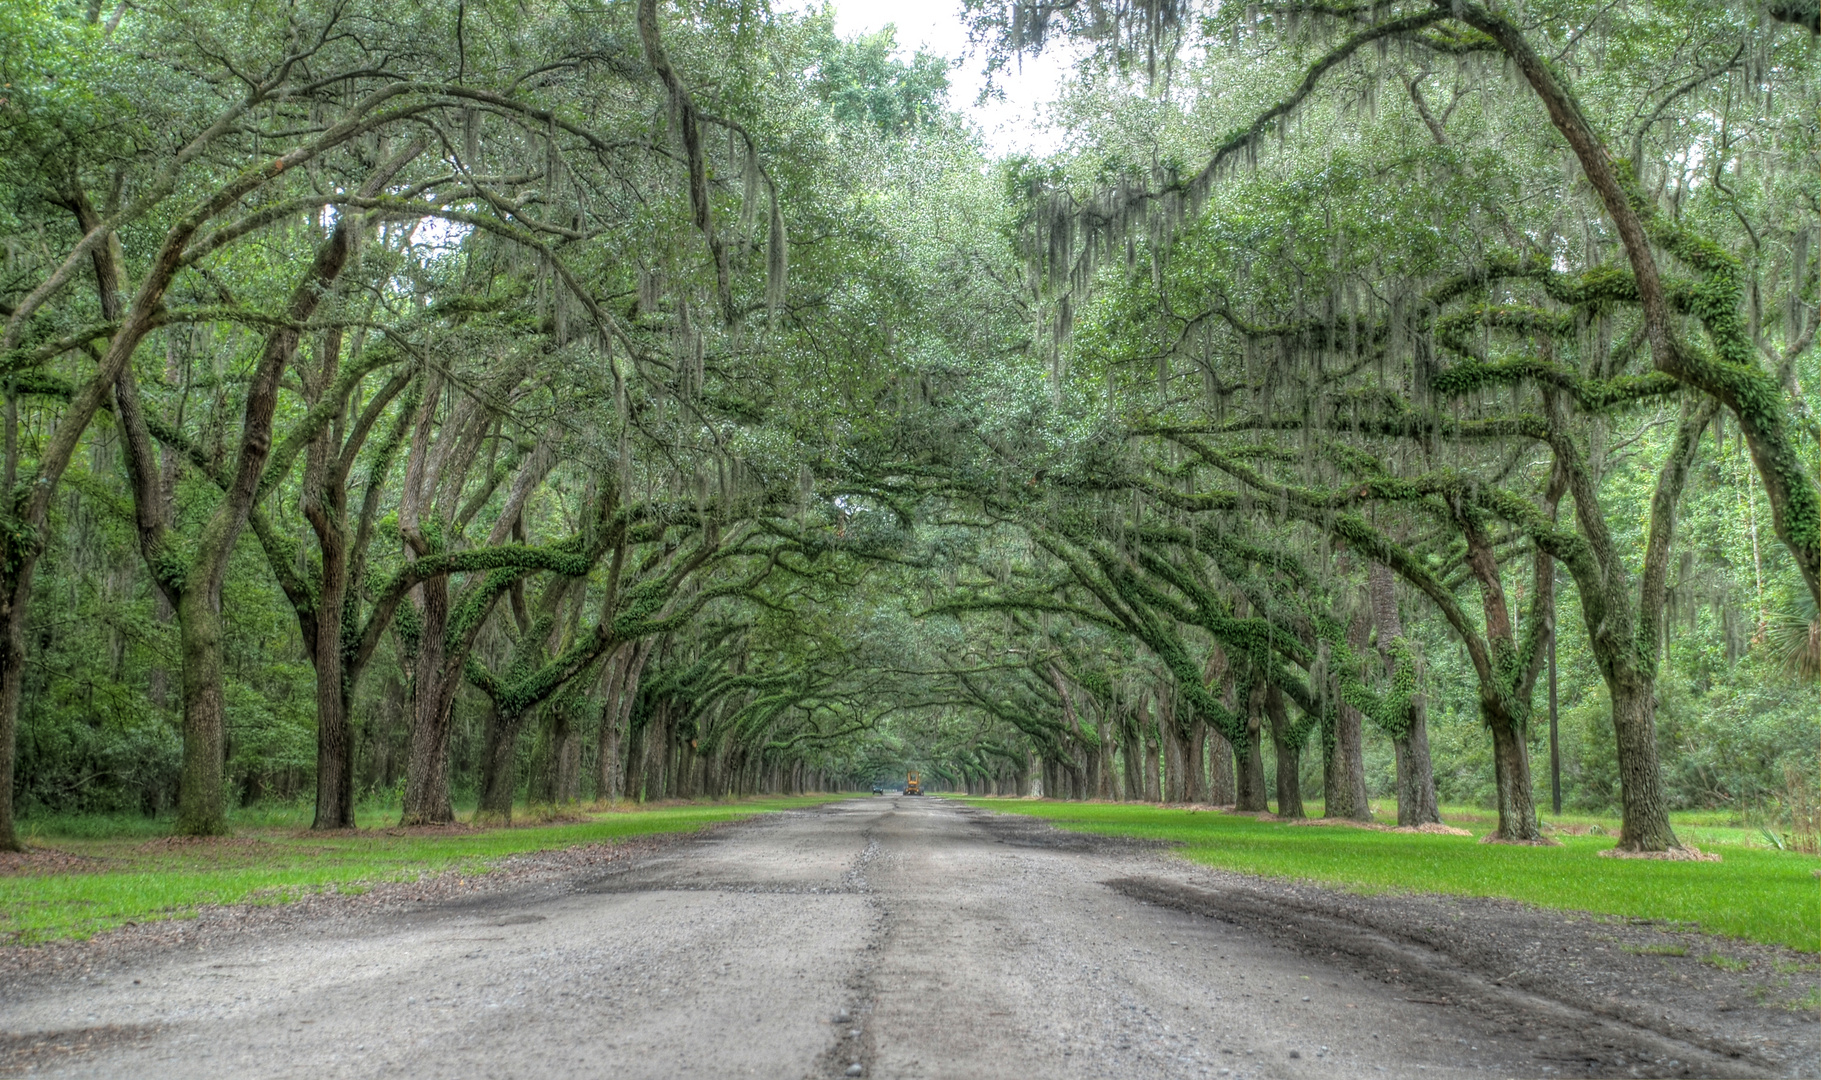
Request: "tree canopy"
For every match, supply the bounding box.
[1,0,1814,854]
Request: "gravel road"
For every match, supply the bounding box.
[2,797,1815,1079]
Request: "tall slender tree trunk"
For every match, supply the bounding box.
[402,578,456,824]
[311,542,354,830]
[1095,719,1115,798]
[1235,699,1269,812]
[595,651,634,801]
[1370,561,1438,825]
[0,571,34,851]
[1142,729,1161,802]
[1264,686,1304,819]
[1121,709,1143,800]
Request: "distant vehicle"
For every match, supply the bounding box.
[872,784,884,794]
[904,770,922,796]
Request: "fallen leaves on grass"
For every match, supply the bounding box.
[1598,845,1721,863]
[1392,823,1473,836]
[1280,817,1473,837]
[0,849,111,876]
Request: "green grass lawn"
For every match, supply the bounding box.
[2,796,842,945]
[956,798,1821,953]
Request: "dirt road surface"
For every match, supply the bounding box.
[2,798,1815,1079]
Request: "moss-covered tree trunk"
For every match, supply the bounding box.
[1120,708,1144,800]
[175,587,229,835]
[478,702,533,821]
[401,577,457,824]
[1234,699,1269,812]
[1370,562,1438,826]
[1161,719,1186,802]
[1205,726,1235,805]
[1608,681,1677,850]
[1264,685,1304,819]
[1184,721,1208,803]
[1393,698,1439,827]
[1141,727,1161,802]
[1324,602,1373,821]
[1094,718,1116,798]
[1485,698,1539,841]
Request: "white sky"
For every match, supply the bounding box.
[788,0,1075,156]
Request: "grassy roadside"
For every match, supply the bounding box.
[956,798,1821,952]
[1,796,845,945]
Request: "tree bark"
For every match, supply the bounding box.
[1393,696,1439,827]
[1184,721,1208,803]
[0,574,32,851]
[401,578,458,824]
[1235,692,1269,812]
[1120,703,1144,800]
[1610,681,1678,851]
[1161,718,1186,802]
[1264,685,1304,819]
[1142,726,1161,803]
[1487,700,1540,841]
[1205,726,1235,805]
[175,588,229,834]
[308,506,355,830]
[1324,601,1374,821]
[1370,561,1438,826]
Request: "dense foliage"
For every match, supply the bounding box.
[1,0,1814,853]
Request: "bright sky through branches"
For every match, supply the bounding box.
[790,0,1073,155]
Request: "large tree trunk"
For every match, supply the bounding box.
[1610,679,1678,851]
[1120,710,1143,800]
[1184,721,1208,803]
[479,704,535,821]
[1487,701,1540,841]
[1322,701,1371,820]
[310,544,354,830]
[1369,561,1438,826]
[1161,722,1186,802]
[1393,697,1439,827]
[1234,703,1269,812]
[1264,685,1304,819]
[1205,726,1235,805]
[1325,599,1374,821]
[401,578,457,824]
[176,587,229,835]
[598,713,623,802]
[593,642,648,802]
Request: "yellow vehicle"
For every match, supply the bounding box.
[904,770,922,796]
